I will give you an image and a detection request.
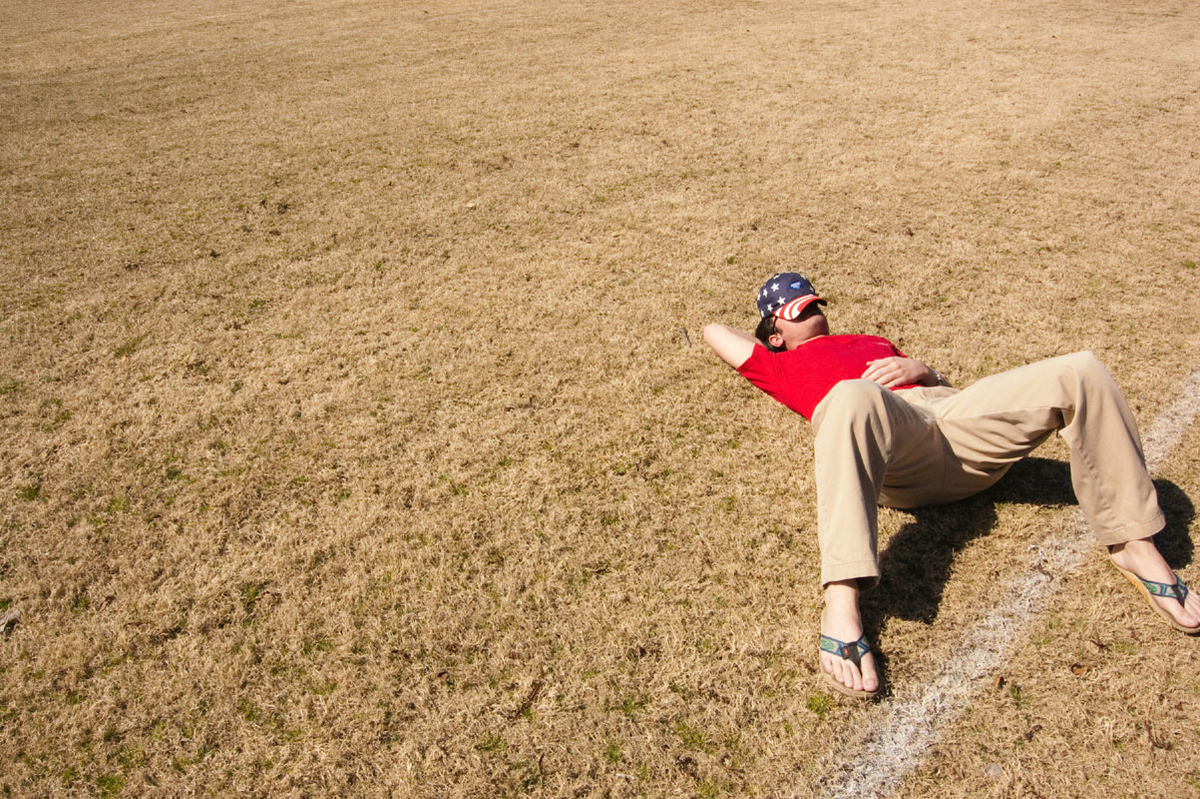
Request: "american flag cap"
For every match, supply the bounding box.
[755,272,825,320]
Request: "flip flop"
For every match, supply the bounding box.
[818,633,880,698]
[1111,562,1200,634]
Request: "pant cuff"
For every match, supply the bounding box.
[821,559,881,591]
[1092,512,1166,546]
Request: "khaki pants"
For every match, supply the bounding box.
[810,351,1164,588]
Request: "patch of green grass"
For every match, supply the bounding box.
[1182,259,1196,270]
[668,681,692,700]
[119,746,147,770]
[16,477,42,501]
[239,581,267,613]
[1111,638,1136,656]
[723,732,745,757]
[618,694,649,717]
[40,398,72,431]
[672,719,712,752]
[113,334,147,358]
[96,774,124,797]
[1009,682,1027,708]
[0,378,24,395]
[303,637,332,655]
[603,739,623,763]
[696,778,731,799]
[475,732,506,753]
[806,692,833,718]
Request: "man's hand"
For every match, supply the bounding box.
[862,357,937,388]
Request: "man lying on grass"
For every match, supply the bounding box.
[703,273,1200,698]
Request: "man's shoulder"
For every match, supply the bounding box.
[794,334,897,350]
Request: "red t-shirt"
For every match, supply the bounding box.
[735,334,918,420]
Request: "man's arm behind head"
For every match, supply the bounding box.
[702,324,757,369]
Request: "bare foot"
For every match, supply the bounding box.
[1109,538,1200,630]
[820,580,880,694]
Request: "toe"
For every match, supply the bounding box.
[829,656,856,689]
[828,656,847,686]
[842,661,862,691]
[841,661,860,691]
[861,658,879,692]
[1180,589,1200,628]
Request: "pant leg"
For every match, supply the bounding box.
[811,379,945,588]
[929,351,1164,544]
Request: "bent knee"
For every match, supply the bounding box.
[813,379,889,426]
[828,378,889,403]
[1062,350,1112,383]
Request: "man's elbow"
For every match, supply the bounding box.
[701,324,723,349]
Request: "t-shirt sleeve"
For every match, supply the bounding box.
[735,344,782,396]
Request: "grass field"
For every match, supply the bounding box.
[3,0,1200,796]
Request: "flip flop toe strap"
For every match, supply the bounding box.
[1141,574,1190,606]
[819,633,871,669]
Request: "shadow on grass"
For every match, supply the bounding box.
[860,457,1195,637]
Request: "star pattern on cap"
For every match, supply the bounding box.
[757,273,818,318]
[765,284,793,310]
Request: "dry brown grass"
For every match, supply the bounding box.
[2,0,1200,796]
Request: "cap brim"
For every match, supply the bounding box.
[776,295,825,321]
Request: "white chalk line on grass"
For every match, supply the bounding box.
[815,365,1200,799]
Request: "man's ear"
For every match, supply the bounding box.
[768,332,784,349]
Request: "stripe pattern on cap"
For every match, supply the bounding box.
[777,295,821,321]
